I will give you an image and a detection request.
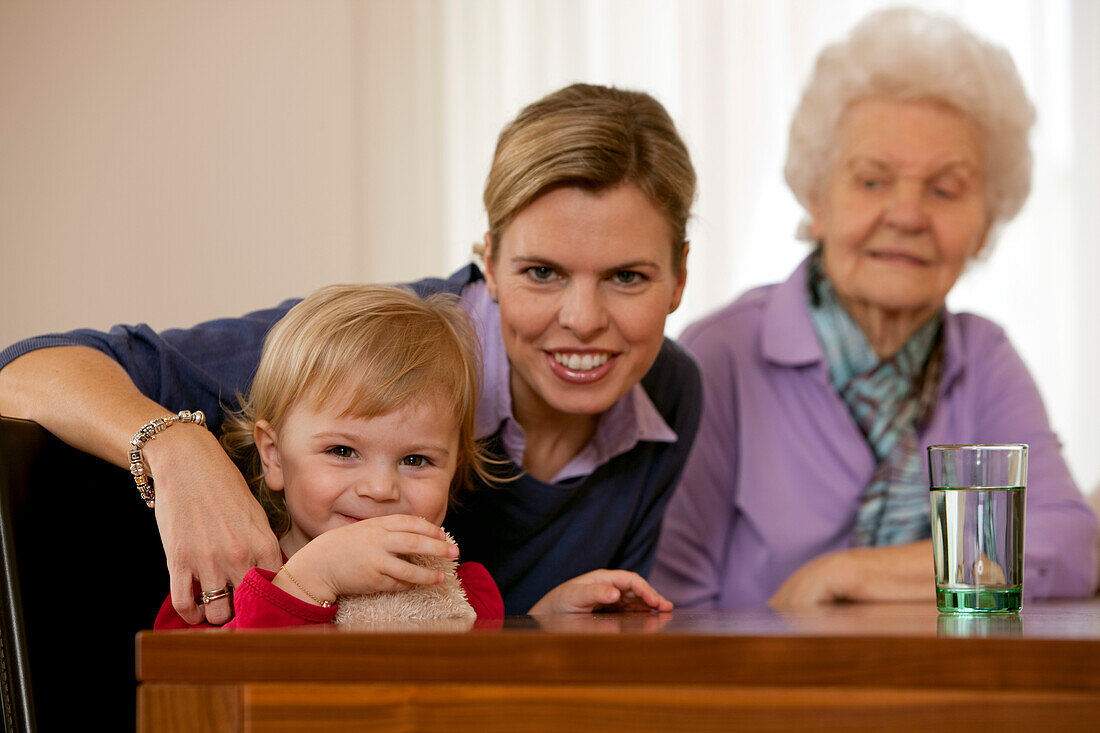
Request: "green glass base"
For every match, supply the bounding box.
[937,587,1022,613]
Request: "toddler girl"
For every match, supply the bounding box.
[155,284,503,626]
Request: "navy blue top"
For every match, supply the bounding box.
[0,265,703,613]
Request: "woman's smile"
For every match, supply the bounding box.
[864,248,931,268]
[548,350,617,383]
[551,350,612,371]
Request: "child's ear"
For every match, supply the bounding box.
[253,420,285,492]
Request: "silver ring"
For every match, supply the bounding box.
[200,585,231,604]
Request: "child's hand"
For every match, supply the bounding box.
[527,569,674,615]
[274,514,459,606]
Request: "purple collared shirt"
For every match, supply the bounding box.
[652,256,1099,607]
[461,280,677,483]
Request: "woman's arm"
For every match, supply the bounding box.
[0,346,280,624]
[767,541,934,607]
[1,346,184,463]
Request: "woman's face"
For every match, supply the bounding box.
[483,184,687,423]
[810,98,990,318]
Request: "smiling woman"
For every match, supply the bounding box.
[0,82,701,618]
[483,184,687,480]
[652,6,1099,610]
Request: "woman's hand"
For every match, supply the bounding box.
[767,541,935,607]
[145,425,281,625]
[528,569,674,614]
[275,515,459,605]
[0,346,282,625]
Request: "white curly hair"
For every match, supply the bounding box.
[784,6,1036,248]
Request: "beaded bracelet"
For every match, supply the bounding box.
[129,410,206,508]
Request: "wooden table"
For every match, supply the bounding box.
[137,599,1100,732]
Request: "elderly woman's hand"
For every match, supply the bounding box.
[145,425,280,625]
[767,541,935,608]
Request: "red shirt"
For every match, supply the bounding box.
[155,561,503,629]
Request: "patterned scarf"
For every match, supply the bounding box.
[807,253,944,547]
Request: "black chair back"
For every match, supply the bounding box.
[0,415,169,732]
[0,439,34,733]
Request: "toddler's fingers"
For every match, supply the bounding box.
[375,513,448,537]
[386,532,460,559]
[380,555,448,587]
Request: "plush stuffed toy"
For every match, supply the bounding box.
[333,530,476,625]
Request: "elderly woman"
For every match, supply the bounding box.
[652,7,1098,608]
[0,83,701,617]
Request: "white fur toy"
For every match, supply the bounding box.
[333,530,476,625]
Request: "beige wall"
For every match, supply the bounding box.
[0,0,450,349]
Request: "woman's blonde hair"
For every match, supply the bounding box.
[785,6,1036,248]
[221,284,491,533]
[482,83,696,272]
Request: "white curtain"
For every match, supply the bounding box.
[377,0,1100,493]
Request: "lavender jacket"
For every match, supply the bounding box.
[652,257,1099,607]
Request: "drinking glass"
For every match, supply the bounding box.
[927,444,1027,613]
